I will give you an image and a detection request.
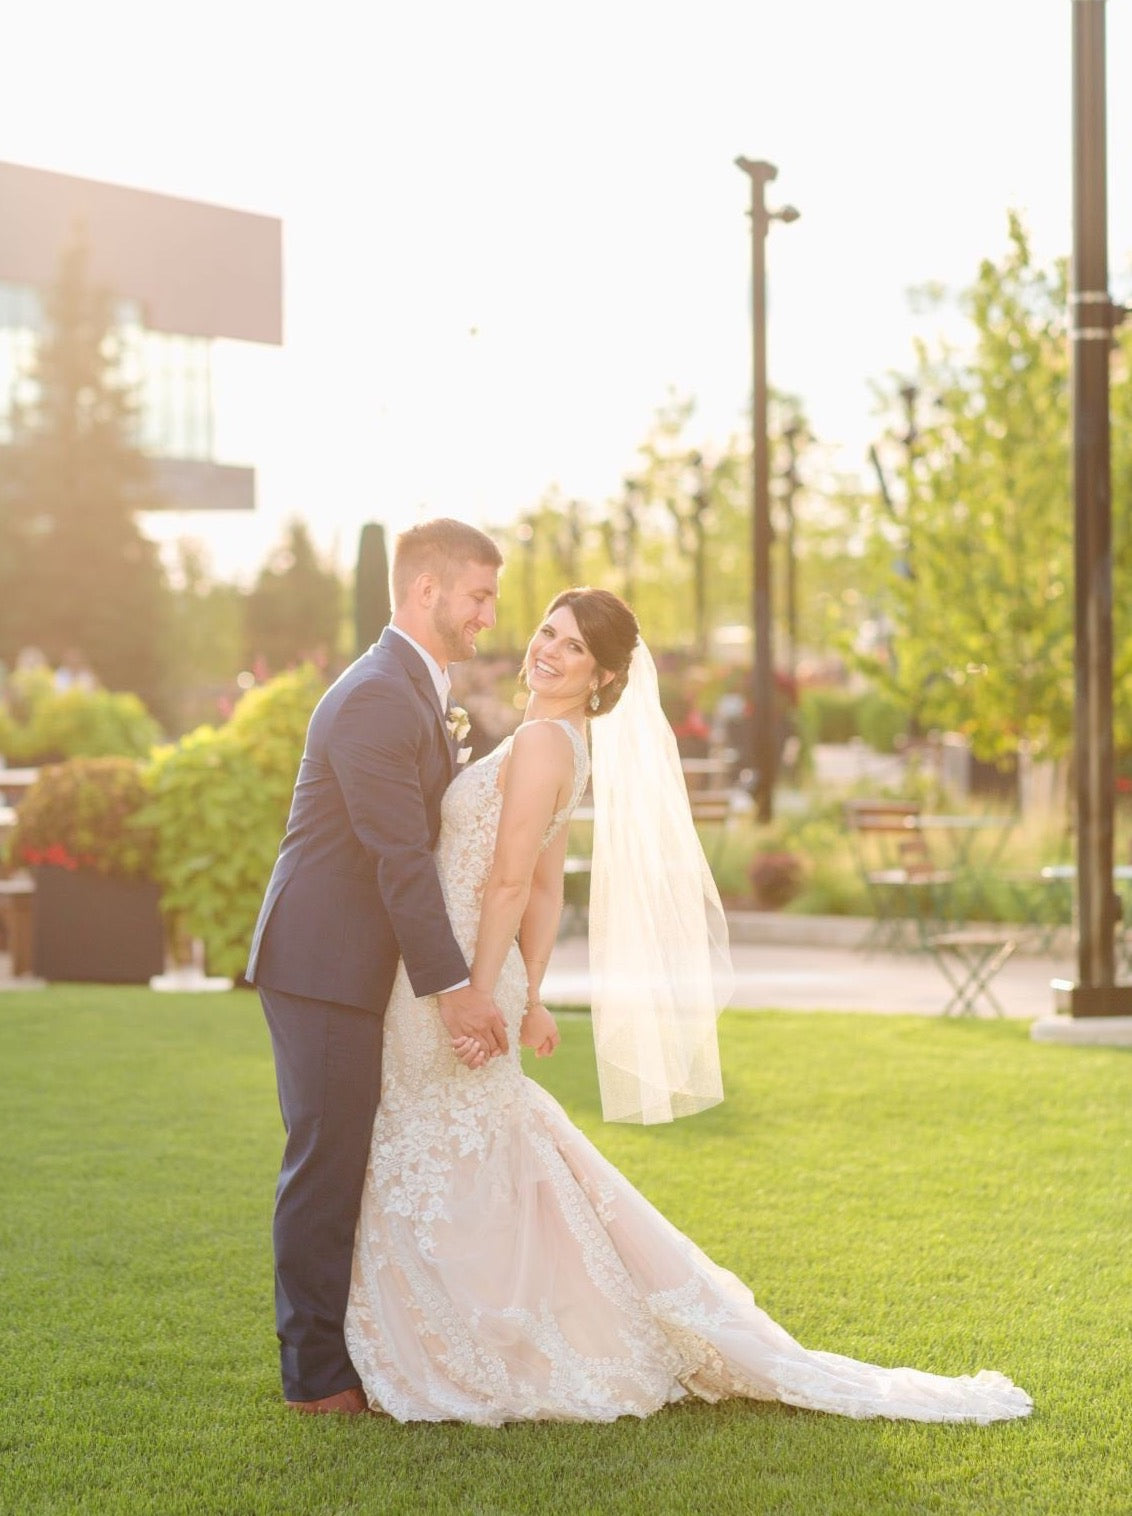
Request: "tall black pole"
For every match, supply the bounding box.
[736,158,790,822]
[1065,0,1132,1014]
[781,422,802,693]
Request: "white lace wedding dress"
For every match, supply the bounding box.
[344,722,1032,1426]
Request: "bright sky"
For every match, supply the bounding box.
[2,0,1130,583]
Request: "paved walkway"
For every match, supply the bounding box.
[544,917,1076,1021]
[0,918,1079,1019]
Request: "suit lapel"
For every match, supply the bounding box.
[377,629,458,777]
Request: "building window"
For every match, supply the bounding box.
[0,280,216,462]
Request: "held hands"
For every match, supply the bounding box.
[520,1000,559,1059]
[438,984,509,1070]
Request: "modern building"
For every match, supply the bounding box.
[0,159,282,512]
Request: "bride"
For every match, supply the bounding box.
[344,588,1032,1426]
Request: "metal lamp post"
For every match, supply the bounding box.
[1056,0,1132,1016]
[778,420,803,693]
[736,157,798,823]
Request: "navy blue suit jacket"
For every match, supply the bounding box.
[247,629,468,1012]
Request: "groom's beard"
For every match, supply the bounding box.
[433,596,478,663]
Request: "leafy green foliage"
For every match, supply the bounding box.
[8,755,156,877]
[796,686,909,753]
[858,214,1132,762]
[0,683,160,762]
[139,665,324,976]
[798,686,865,745]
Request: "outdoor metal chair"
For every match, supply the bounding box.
[843,799,956,952]
[926,928,1018,1016]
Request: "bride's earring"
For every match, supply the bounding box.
[589,686,601,713]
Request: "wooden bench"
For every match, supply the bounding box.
[0,767,41,804]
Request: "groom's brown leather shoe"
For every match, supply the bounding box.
[285,1386,369,1415]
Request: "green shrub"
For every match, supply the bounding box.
[1,685,161,763]
[8,756,156,879]
[797,686,861,745]
[797,685,909,754]
[0,706,18,764]
[856,689,908,753]
[139,665,324,979]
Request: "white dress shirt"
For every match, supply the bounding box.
[387,624,450,712]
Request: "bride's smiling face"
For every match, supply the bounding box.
[524,606,602,705]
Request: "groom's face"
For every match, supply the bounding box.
[431,560,499,663]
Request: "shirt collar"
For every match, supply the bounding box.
[388,625,451,709]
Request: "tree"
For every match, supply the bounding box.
[483,395,865,665]
[243,519,343,674]
[354,522,391,656]
[861,216,1085,762]
[0,229,169,710]
[163,538,246,733]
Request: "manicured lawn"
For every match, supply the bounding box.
[1,987,1128,1515]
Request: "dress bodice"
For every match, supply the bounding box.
[435,719,589,934]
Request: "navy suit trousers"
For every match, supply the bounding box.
[260,985,385,1402]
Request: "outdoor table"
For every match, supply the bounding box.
[911,814,1016,921]
[1037,863,1132,972]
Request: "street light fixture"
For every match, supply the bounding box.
[735,157,798,822]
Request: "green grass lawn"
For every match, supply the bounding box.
[1,988,1129,1516]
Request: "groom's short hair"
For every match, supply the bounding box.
[391,518,503,605]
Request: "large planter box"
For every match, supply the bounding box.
[31,868,165,984]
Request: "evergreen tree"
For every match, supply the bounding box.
[243,519,342,674]
[0,230,169,709]
[354,522,391,655]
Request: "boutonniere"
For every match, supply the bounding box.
[445,704,471,743]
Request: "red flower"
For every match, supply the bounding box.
[23,842,82,871]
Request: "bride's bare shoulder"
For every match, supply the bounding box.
[510,718,576,755]
[507,720,577,779]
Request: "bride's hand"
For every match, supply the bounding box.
[520,1001,559,1058]
[451,1034,489,1069]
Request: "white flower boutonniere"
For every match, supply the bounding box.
[446,704,471,743]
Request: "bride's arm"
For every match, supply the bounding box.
[516,828,569,1057]
[518,826,568,1000]
[469,722,573,1004]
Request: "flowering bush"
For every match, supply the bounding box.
[8,756,156,879]
[747,850,805,911]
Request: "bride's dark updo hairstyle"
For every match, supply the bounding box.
[545,588,640,716]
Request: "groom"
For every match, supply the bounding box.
[248,517,509,1414]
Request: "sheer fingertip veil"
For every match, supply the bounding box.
[588,638,735,1124]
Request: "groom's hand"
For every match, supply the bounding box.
[437,984,509,1064]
